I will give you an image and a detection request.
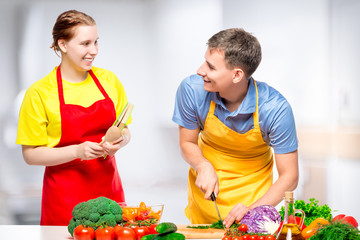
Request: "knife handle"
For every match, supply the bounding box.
[210,192,216,201]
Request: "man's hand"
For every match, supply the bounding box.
[223,203,250,228]
[195,161,219,199]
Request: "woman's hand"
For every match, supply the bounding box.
[77,141,105,160]
[223,203,250,228]
[101,127,131,156]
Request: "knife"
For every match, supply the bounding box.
[210,192,226,230]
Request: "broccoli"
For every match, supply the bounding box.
[67,196,123,236]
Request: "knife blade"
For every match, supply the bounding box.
[210,192,226,230]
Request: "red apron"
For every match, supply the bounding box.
[40,66,125,226]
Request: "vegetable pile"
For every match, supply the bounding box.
[68,198,184,240]
[223,224,276,240]
[68,196,123,236]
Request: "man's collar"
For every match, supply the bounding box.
[213,78,256,115]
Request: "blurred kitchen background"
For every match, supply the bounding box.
[0,0,359,225]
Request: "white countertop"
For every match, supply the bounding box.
[0,225,71,240]
[0,225,217,240]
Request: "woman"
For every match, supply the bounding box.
[16,10,131,226]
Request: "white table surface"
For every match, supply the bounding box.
[0,225,217,240]
[0,225,72,240]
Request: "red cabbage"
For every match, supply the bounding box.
[239,205,281,234]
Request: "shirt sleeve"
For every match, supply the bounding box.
[110,71,132,125]
[16,86,49,146]
[172,77,199,130]
[265,100,298,154]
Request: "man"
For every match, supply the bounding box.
[172,28,299,227]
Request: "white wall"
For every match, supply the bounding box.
[223,0,332,126]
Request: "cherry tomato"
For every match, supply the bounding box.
[73,225,95,240]
[242,235,250,240]
[258,236,266,240]
[233,237,243,240]
[113,225,136,240]
[95,226,115,240]
[250,235,258,240]
[238,224,248,233]
[148,224,158,234]
[132,226,150,240]
[222,236,232,240]
[265,235,276,240]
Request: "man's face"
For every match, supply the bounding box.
[197,48,235,93]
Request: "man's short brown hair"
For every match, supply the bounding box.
[207,28,262,78]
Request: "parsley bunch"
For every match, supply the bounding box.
[279,198,332,226]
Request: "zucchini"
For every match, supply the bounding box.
[153,232,185,240]
[141,234,158,240]
[155,222,177,234]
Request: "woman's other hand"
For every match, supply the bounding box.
[101,127,131,156]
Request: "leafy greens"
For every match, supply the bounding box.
[279,198,332,226]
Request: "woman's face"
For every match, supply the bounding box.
[60,25,99,71]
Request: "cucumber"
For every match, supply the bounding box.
[155,222,177,234]
[141,234,158,240]
[153,232,185,240]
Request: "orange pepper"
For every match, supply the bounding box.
[139,202,147,212]
[301,218,330,239]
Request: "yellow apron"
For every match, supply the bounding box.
[185,80,274,224]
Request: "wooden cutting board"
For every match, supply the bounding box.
[176,224,225,239]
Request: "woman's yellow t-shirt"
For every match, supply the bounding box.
[16,66,131,147]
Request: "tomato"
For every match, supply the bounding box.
[222,236,232,240]
[95,226,115,240]
[132,226,150,240]
[344,216,358,228]
[250,235,258,240]
[73,225,95,240]
[333,214,358,228]
[258,236,266,240]
[148,224,158,234]
[238,224,248,233]
[233,237,243,240]
[332,214,346,222]
[113,225,136,240]
[242,235,250,240]
[265,235,276,240]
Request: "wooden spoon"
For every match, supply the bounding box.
[99,126,122,145]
